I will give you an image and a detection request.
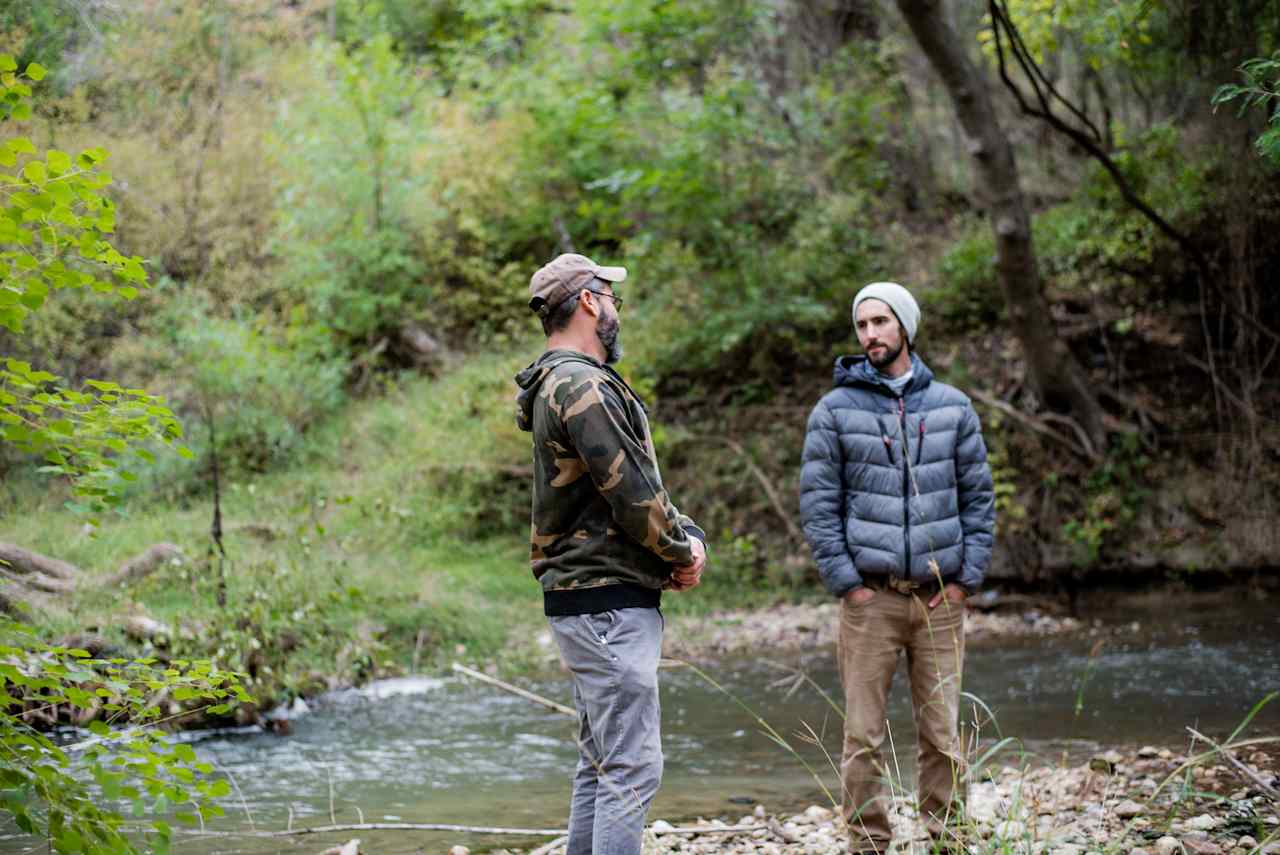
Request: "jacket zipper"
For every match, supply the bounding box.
[898,396,911,577]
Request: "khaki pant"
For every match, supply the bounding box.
[837,587,966,853]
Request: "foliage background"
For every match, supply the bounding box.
[1,0,1278,737]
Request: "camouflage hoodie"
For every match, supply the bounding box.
[515,349,706,615]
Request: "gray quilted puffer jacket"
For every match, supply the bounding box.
[799,353,995,598]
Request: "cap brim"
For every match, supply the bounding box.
[595,265,627,283]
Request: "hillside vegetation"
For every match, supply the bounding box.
[2,0,1278,709]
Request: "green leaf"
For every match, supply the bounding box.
[24,62,47,81]
[7,137,36,155]
[0,55,16,72]
[21,161,45,183]
[46,149,71,174]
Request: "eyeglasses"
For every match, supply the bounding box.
[584,289,623,312]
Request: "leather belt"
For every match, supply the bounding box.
[863,574,941,596]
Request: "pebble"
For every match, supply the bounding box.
[448,847,470,855]
[993,820,1026,839]
[1114,800,1145,818]
[1138,746,1160,758]
[1182,838,1222,855]
[490,748,1267,855]
[803,805,833,823]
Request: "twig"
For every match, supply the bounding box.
[328,765,336,825]
[968,389,1097,460]
[214,759,255,831]
[686,436,805,541]
[1040,411,1098,459]
[529,834,569,855]
[411,628,426,674]
[160,823,568,838]
[451,663,576,717]
[155,821,769,839]
[1185,726,1280,802]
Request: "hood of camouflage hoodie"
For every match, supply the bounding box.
[513,348,705,613]
[514,349,606,433]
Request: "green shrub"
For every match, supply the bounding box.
[113,291,347,493]
[929,226,1003,330]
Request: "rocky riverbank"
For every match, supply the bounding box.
[661,597,1084,659]
[472,745,1279,855]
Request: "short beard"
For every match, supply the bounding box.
[867,341,903,370]
[597,314,623,365]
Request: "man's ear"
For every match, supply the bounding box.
[579,289,600,318]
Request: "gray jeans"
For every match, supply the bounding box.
[548,607,664,855]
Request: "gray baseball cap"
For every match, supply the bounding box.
[528,253,626,316]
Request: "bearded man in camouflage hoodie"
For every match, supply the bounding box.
[515,253,707,855]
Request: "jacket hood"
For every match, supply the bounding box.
[514,349,607,433]
[832,352,933,396]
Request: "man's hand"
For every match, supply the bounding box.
[844,586,875,605]
[668,538,706,592]
[928,583,967,609]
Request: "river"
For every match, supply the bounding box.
[4,591,1278,853]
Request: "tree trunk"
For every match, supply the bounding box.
[893,0,1106,450]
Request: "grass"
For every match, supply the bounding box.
[0,343,799,712]
[0,347,554,705]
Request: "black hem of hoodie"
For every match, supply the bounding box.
[543,582,661,616]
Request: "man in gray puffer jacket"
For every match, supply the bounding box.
[800,282,995,854]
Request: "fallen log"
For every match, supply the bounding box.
[0,587,31,617]
[0,566,75,594]
[0,542,184,595]
[0,542,81,580]
[100,543,184,587]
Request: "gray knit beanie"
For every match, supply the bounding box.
[851,281,920,345]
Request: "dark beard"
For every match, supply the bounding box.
[597,314,623,365]
[867,341,903,369]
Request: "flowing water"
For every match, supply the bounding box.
[4,591,1278,853]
